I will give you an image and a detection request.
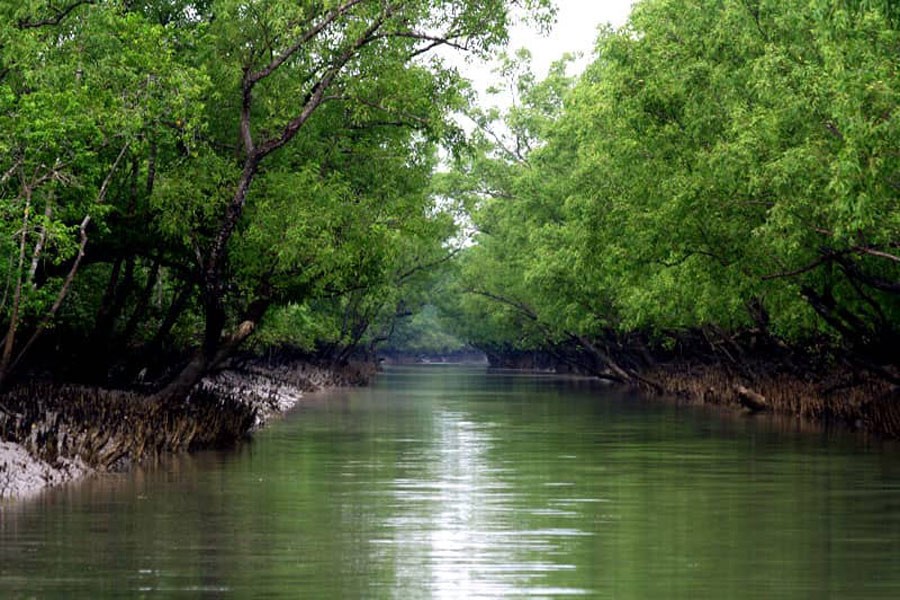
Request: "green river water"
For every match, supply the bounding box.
[1,365,899,598]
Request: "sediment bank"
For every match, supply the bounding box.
[482,349,899,439]
[0,359,375,501]
[644,362,900,439]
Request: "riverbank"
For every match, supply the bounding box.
[644,361,900,438]
[0,358,375,501]
[481,348,900,439]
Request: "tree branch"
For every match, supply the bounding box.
[245,0,368,87]
[7,143,129,375]
[396,248,462,283]
[761,253,837,280]
[466,288,540,321]
[18,0,94,29]
[255,10,391,159]
[354,97,431,127]
[853,245,900,264]
[378,30,471,54]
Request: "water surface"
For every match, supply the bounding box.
[2,365,899,598]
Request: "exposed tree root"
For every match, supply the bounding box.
[645,362,900,438]
[0,358,376,499]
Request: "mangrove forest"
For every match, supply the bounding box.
[1,0,899,491]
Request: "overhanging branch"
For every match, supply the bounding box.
[18,0,94,29]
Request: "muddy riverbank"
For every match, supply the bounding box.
[644,361,900,438]
[481,347,900,439]
[0,359,375,501]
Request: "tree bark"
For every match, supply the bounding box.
[151,297,271,404]
[119,260,161,347]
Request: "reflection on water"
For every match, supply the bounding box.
[1,365,899,598]
[381,409,589,598]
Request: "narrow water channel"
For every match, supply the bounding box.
[2,365,899,598]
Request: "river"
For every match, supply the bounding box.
[1,365,899,598]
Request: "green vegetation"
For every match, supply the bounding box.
[441,0,899,386]
[0,0,551,395]
[377,304,470,358]
[1,0,898,404]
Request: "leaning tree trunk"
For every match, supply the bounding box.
[573,333,663,393]
[150,294,271,405]
[149,12,390,403]
[149,152,259,404]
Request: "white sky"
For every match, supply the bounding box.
[508,0,635,76]
[460,0,636,103]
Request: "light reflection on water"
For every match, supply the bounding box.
[378,409,590,598]
[0,365,899,598]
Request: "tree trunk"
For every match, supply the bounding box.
[145,278,194,355]
[119,260,161,347]
[574,333,663,393]
[0,189,34,387]
[151,296,271,405]
[1,146,127,387]
[8,213,92,376]
[149,153,260,403]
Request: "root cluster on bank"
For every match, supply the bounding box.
[645,362,900,438]
[0,359,375,500]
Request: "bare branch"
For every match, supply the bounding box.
[465,112,530,165]
[27,199,54,284]
[835,256,900,294]
[26,158,71,190]
[761,253,837,281]
[239,0,370,155]
[355,97,431,127]
[98,143,129,203]
[396,248,461,283]
[809,226,899,263]
[1,157,23,185]
[405,39,452,60]
[378,30,471,53]
[853,246,900,264]
[6,143,129,376]
[824,120,844,142]
[466,288,540,321]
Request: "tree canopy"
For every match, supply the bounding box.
[2,0,897,395]
[0,0,553,393]
[440,0,899,382]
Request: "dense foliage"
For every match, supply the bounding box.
[2,0,897,397]
[443,0,899,382]
[0,0,552,394]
